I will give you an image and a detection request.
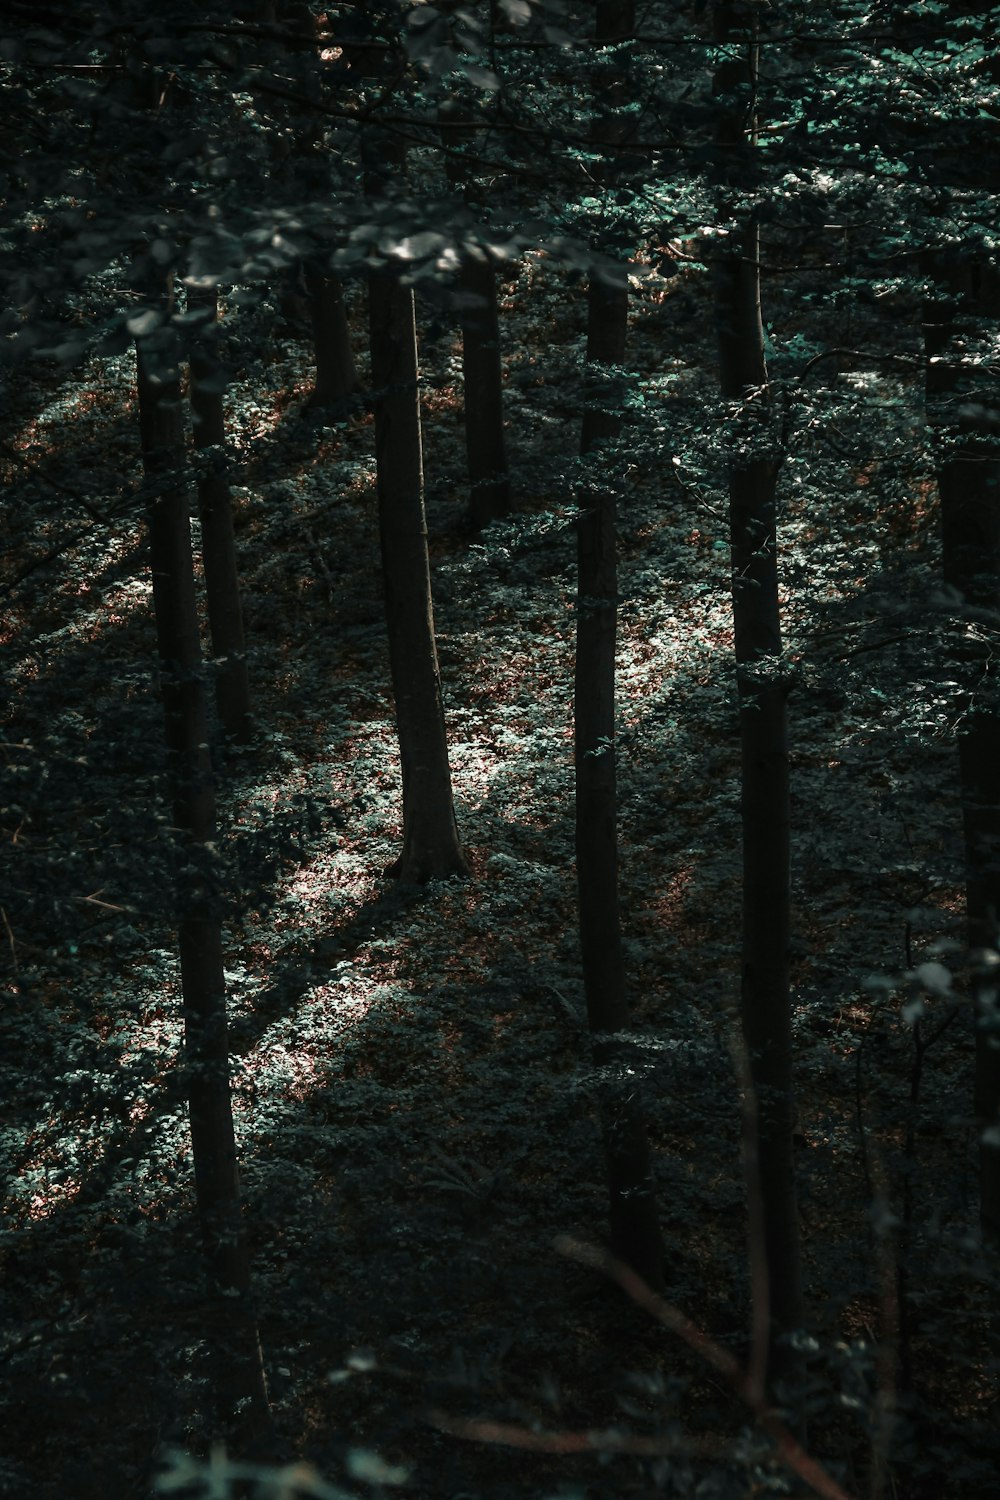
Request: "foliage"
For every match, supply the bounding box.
[2,1,1000,1498]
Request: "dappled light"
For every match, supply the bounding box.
[3,4,1000,1499]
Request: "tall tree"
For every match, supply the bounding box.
[711,0,802,1381]
[365,118,468,883]
[262,0,359,407]
[135,273,271,1445]
[187,285,253,743]
[924,258,1000,1244]
[887,0,1000,1247]
[305,260,359,410]
[439,92,512,529]
[575,0,664,1292]
[576,0,632,1046]
[458,240,510,527]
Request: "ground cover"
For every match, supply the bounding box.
[0,252,993,1499]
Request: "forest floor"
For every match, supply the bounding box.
[1,252,996,1500]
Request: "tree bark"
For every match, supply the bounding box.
[574,0,664,1293]
[923,260,1000,1244]
[264,0,359,408]
[459,248,511,527]
[187,285,253,743]
[305,261,358,409]
[135,285,270,1447]
[366,136,468,883]
[712,0,802,1383]
[350,45,464,881]
[440,101,512,528]
[577,269,628,1026]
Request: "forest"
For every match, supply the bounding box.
[1,1,999,1496]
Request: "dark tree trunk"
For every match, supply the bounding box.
[187,285,252,744]
[264,0,358,406]
[712,1,802,1382]
[574,0,664,1293]
[135,289,270,1447]
[923,262,1000,1244]
[577,267,628,1027]
[580,0,636,420]
[366,203,468,884]
[459,249,511,527]
[440,102,512,528]
[304,262,358,409]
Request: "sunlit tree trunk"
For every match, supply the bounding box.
[368,265,468,882]
[187,285,252,743]
[712,0,802,1383]
[135,275,271,1447]
[365,128,468,884]
[574,0,664,1292]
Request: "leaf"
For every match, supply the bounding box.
[149,238,175,266]
[461,62,500,90]
[913,960,952,996]
[406,5,440,31]
[126,308,162,338]
[394,231,448,261]
[499,0,532,23]
[346,1450,409,1486]
[902,995,925,1025]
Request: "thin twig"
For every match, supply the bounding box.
[800,347,922,381]
[553,1237,858,1500]
[72,891,137,914]
[429,1413,720,1458]
[1,907,18,973]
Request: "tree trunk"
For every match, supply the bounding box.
[135,286,271,1447]
[366,181,468,883]
[459,248,511,527]
[574,0,664,1293]
[187,285,252,744]
[712,0,802,1383]
[265,0,358,406]
[577,272,628,1022]
[439,101,512,528]
[304,262,358,409]
[923,261,1000,1244]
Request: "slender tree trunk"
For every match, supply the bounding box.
[574,0,664,1292]
[439,102,511,528]
[187,285,252,744]
[358,42,466,880]
[264,0,358,408]
[577,0,631,1019]
[135,283,271,1447]
[304,261,358,409]
[575,431,663,1288]
[366,135,468,883]
[459,249,511,527]
[712,1,802,1382]
[578,335,664,1285]
[575,422,625,1030]
[923,261,1000,1244]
